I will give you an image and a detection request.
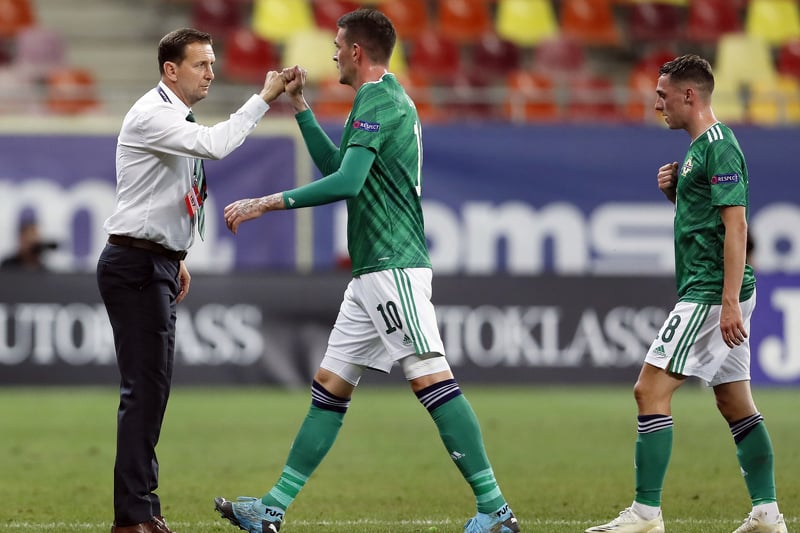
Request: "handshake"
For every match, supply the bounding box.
[259,65,311,112]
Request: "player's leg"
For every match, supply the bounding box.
[216,279,375,533]
[403,359,519,533]
[586,301,723,533]
[711,295,787,533]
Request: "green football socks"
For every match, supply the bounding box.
[417,379,507,514]
[262,381,349,510]
[634,414,673,507]
[731,414,777,505]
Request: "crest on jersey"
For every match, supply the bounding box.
[681,158,693,176]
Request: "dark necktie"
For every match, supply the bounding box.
[186,111,207,240]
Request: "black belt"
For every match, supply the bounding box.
[108,235,187,261]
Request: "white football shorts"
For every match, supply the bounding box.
[645,293,756,386]
[320,268,449,385]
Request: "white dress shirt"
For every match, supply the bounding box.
[104,83,270,251]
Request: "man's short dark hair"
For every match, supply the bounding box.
[337,8,396,65]
[158,28,212,75]
[659,54,715,95]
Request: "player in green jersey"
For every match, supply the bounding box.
[213,8,519,533]
[587,55,787,533]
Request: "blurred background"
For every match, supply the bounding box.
[0,0,798,389]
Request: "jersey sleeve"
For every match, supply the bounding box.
[346,84,386,153]
[706,139,748,207]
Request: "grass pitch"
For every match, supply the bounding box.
[0,385,797,532]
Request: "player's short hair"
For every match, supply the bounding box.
[158,28,213,75]
[337,8,396,65]
[659,54,714,96]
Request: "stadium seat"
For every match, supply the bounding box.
[469,33,522,79]
[436,0,492,44]
[626,3,684,42]
[749,75,800,125]
[191,0,243,40]
[401,71,443,123]
[504,70,558,122]
[311,0,361,30]
[221,28,279,85]
[560,0,621,47]
[745,0,800,47]
[378,0,430,40]
[314,76,355,120]
[777,39,800,80]
[686,0,742,44]
[252,0,314,43]
[12,26,66,82]
[624,68,661,123]
[388,38,408,79]
[532,37,587,79]
[441,71,497,120]
[46,67,100,114]
[0,0,35,38]
[407,30,462,84]
[714,33,778,89]
[564,74,619,122]
[496,0,558,47]
[281,28,338,83]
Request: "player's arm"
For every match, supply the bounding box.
[223,146,375,233]
[719,205,748,347]
[295,109,342,176]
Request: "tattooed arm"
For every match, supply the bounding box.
[223,193,285,235]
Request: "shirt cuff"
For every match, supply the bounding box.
[242,94,270,121]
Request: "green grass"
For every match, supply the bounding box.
[0,385,797,532]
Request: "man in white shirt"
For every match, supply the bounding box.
[96,28,284,533]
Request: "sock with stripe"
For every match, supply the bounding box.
[417,379,507,514]
[634,414,673,508]
[731,413,778,506]
[261,380,349,511]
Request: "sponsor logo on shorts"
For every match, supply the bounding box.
[711,173,739,185]
[402,334,413,346]
[653,344,668,358]
[352,119,380,132]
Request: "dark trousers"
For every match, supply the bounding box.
[97,243,180,526]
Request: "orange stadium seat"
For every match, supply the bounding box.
[402,71,444,123]
[311,0,361,30]
[222,28,279,84]
[191,0,243,40]
[0,0,35,38]
[407,30,462,84]
[504,70,558,122]
[560,0,621,47]
[627,3,684,43]
[46,67,100,114]
[496,0,558,47]
[314,76,355,120]
[686,0,742,44]
[379,0,430,40]
[437,0,493,43]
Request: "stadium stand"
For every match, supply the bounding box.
[2,0,798,125]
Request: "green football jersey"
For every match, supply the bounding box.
[339,73,431,276]
[674,122,755,304]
